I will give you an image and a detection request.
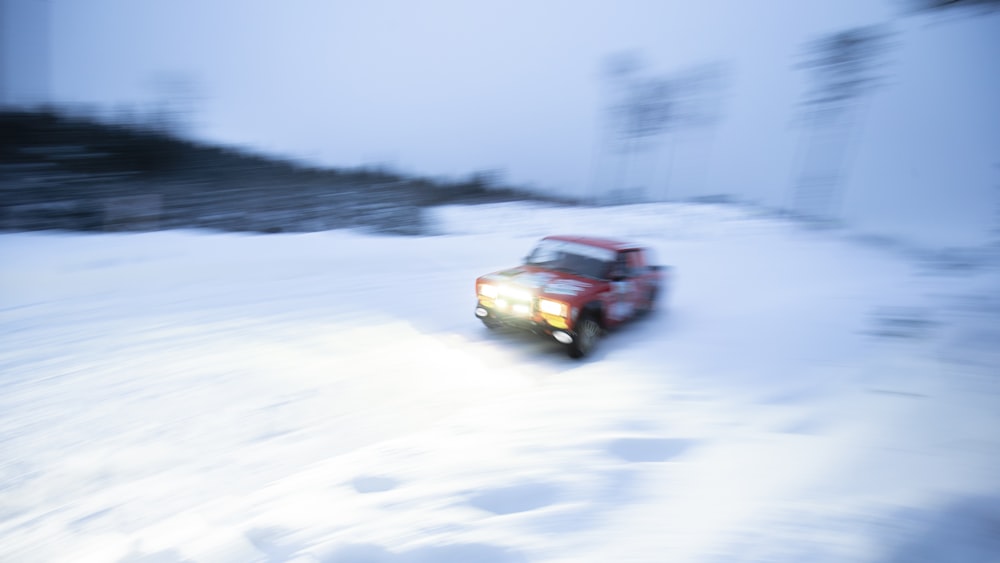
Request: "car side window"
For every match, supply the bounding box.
[606,253,627,279]
[616,250,641,278]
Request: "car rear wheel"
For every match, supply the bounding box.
[638,288,657,316]
[568,314,601,358]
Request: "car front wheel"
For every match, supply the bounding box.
[568,314,601,358]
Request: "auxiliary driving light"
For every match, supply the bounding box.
[475,307,488,318]
[502,286,533,303]
[553,331,573,345]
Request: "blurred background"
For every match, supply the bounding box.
[2,0,998,247]
[3,3,1000,561]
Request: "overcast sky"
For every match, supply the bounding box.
[46,1,888,180]
[5,1,999,245]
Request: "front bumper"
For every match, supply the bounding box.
[475,300,576,343]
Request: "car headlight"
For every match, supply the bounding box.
[479,283,498,299]
[501,286,533,302]
[538,298,568,317]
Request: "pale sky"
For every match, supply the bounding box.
[7,0,1000,245]
[46,1,889,182]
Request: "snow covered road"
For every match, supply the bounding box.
[2,203,998,562]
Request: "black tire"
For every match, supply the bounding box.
[568,313,601,359]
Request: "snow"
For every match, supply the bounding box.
[2,203,999,562]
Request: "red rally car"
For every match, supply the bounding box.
[474,235,670,358]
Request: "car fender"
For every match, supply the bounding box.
[578,300,605,329]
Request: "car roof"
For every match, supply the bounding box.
[542,235,639,252]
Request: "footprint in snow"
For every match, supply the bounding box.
[467,482,560,515]
[606,437,693,462]
[351,475,399,493]
[321,541,528,563]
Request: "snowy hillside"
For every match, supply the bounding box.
[1,203,998,562]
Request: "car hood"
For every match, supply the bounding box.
[480,265,602,302]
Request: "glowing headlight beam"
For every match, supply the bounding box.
[538,298,568,317]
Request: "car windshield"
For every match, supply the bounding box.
[525,239,616,279]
